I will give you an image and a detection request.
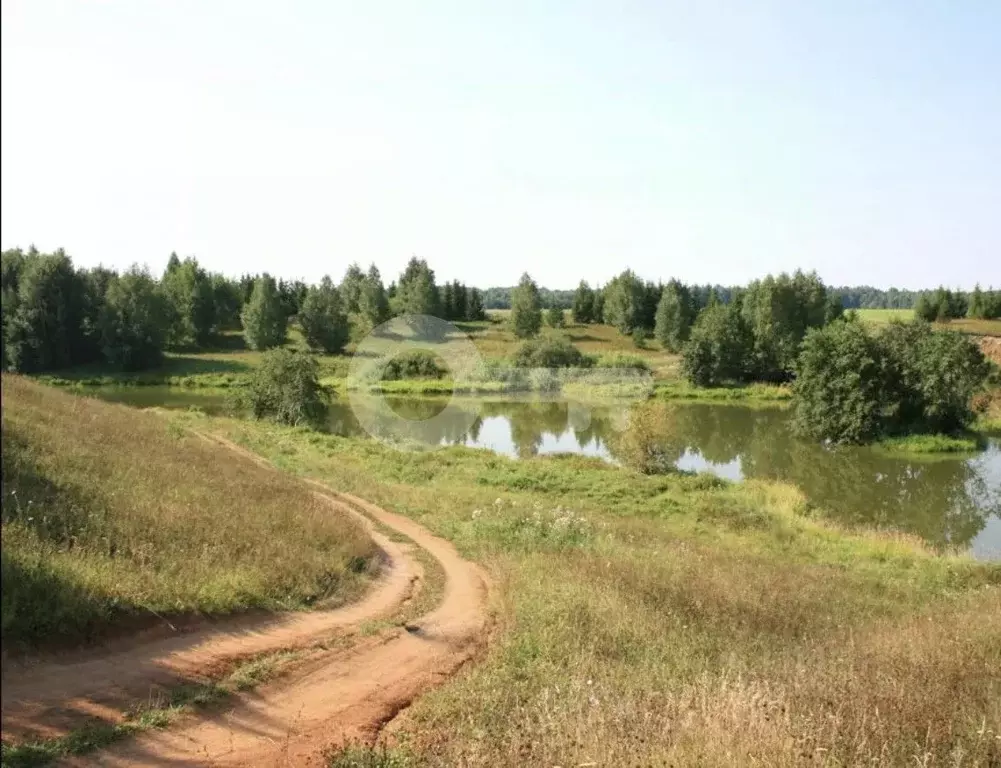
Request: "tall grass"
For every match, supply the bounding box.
[183,412,1001,767]
[0,376,377,649]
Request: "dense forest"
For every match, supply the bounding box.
[0,248,486,373]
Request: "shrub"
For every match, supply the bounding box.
[877,321,929,428]
[793,318,990,443]
[793,320,886,443]
[512,335,593,369]
[905,327,989,432]
[876,320,988,434]
[609,401,679,474]
[240,348,328,426]
[681,304,753,387]
[631,327,647,348]
[378,349,446,380]
[528,367,561,391]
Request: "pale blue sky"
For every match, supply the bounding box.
[2,1,999,288]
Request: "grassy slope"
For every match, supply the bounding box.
[0,376,377,649]
[180,411,1001,767]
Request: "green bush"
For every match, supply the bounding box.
[877,321,929,427]
[793,318,989,443]
[876,320,988,434]
[903,326,989,432]
[378,349,446,380]
[240,348,328,426]
[512,335,593,369]
[793,320,886,443]
[631,327,647,348]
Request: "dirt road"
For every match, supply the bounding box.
[2,434,492,766]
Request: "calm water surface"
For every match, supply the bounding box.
[90,387,1001,560]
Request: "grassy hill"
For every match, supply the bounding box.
[0,376,377,649]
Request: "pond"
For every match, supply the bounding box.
[88,387,1001,560]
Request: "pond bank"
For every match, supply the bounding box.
[82,386,1001,560]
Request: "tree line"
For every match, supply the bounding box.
[491,280,1000,317]
[0,248,486,373]
[507,268,991,443]
[508,269,841,381]
[913,285,1001,321]
[834,284,1001,315]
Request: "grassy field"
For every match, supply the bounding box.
[857,308,1001,337]
[163,409,1001,767]
[0,376,378,649]
[854,307,914,325]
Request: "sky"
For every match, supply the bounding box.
[2,1,999,289]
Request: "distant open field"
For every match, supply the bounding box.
[854,308,914,325]
[856,308,1001,336]
[1,376,377,649]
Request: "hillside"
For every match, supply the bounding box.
[0,376,377,649]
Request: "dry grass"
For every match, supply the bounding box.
[180,412,1001,767]
[401,550,999,767]
[946,318,1001,338]
[973,387,1001,433]
[0,375,377,649]
[466,317,680,379]
[857,309,1001,338]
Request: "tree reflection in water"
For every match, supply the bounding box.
[323,397,999,553]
